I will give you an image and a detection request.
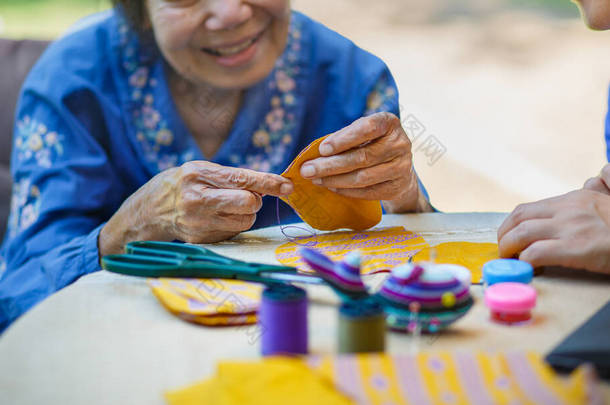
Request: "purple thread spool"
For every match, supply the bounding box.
[259,284,308,356]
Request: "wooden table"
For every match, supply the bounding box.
[0,213,608,404]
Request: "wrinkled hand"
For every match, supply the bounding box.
[497,190,610,274]
[583,163,610,195]
[100,161,293,255]
[299,112,431,213]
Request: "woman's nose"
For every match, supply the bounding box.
[205,0,253,31]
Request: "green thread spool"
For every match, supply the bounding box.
[338,299,386,353]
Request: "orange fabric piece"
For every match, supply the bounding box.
[412,242,499,284]
[281,135,382,231]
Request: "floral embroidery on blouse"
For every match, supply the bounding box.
[364,73,397,116]
[14,116,65,168]
[228,17,304,173]
[118,24,194,173]
[7,177,42,238]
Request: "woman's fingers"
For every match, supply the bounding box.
[318,112,399,156]
[214,212,258,232]
[185,161,293,197]
[332,179,404,201]
[301,123,409,181]
[312,158,405,189]
[302,138,404,180]
[199,188,263,215]
[498,218,558,259]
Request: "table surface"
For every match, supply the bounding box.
[1,213,609,404]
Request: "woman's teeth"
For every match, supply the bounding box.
[203,36,258,57]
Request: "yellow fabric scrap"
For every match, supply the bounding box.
[275,226,428,274]
[413,242,499,283]
[165,357,355,405]
[149,278,262,326]
[281,135,382,231]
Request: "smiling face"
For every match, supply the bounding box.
[573,0,610,30]
[146,0,291,89]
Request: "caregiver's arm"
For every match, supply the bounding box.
[497,190,610,274]
[99,162,293,256]
[299,112,433,213]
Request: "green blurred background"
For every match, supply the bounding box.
[0,0,578,39]
[0,0,109,38]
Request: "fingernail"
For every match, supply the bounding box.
[301,164,316,178]
[319,143,334,155]
[329,187,337,193]
[312,178,322,186]
[280,183,293,195]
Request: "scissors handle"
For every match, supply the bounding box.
[101,241,303,284]
[102,253,277,282]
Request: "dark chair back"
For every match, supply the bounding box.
[0,39,50,242]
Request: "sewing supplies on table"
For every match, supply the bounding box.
[298,247,474,336]
[482,258,533,287]
[413,242,499,284]
[101,241,325,285]
[260,284,309,356]
[148,278,261,326]
[338,299,386,353]
[276,226,429,275]
[379,262,474,333]
[101,241,323,355]
[299,249,369,300]
[166,352,603,405]
[484,282,537,324]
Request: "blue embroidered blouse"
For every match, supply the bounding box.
[0,10,417,331]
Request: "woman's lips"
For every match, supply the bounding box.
[201,28,267,67]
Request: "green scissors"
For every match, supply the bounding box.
[102,241,325,285]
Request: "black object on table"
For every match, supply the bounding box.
[546,300,610,380]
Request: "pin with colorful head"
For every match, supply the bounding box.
[298,247,369,301]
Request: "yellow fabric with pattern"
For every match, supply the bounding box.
[149,279,262,326]
[275,227,429,274]
[166,352,601,405]
[281,135,382,231]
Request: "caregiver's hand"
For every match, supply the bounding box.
[299,112,432,213]
[99,161,293,256]
[497,190,610,274]
[583,163,610,195]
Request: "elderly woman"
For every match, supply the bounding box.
[0,1,432,330]
[498,0,610,274]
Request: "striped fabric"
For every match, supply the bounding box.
[306,352,602,405]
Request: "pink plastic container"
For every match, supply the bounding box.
[484,282,537,324]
